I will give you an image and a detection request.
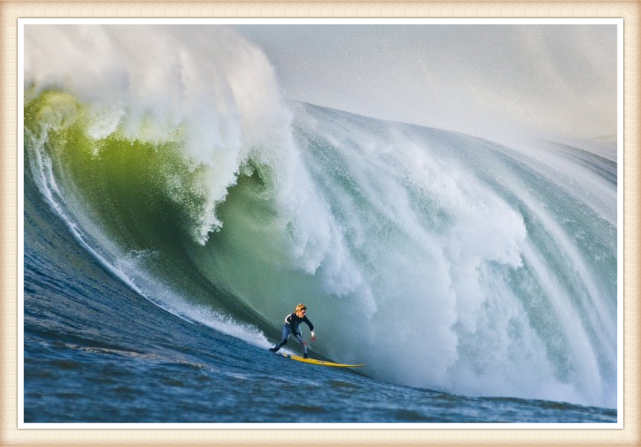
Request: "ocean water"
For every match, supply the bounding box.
[23,26,617,423]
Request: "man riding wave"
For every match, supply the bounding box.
[269,303,316,358]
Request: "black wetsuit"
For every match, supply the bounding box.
[270,312,314,355]
[284,312,314,334]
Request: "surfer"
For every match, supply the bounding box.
[269,303,316,358]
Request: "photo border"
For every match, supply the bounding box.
[2,1,639,446]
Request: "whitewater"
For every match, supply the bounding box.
[22,25,617,421]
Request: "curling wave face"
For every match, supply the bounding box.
[24,25,617,408]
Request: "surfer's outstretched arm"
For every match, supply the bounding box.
[303,316,316,341]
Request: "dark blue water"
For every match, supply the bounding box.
[23,167,617,423]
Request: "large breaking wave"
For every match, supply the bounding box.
[24,25,617,408]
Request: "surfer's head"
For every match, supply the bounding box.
[295,303,307,317]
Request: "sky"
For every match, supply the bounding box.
[234,24,617,148]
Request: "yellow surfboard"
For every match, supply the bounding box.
[280,353,364,368]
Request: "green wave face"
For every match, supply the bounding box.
[24,88,307,331]
[26,90,210,251]
[25,90,267,328]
